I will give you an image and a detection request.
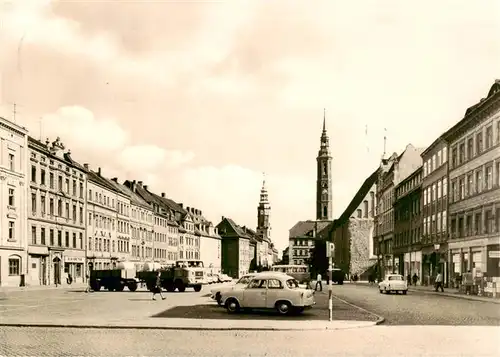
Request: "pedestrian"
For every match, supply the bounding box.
[434,271,444,292]
[315,272,322,292]
[407,274,412,286]
[85,271,91,293]
[412,273,418,286]
[152,271,166,301]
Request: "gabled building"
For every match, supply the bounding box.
[288,220,332,265]
[329,168,378,279]
[0,117,28,287]
[85,166,130,270]
[27,137,87,286]
[217,217,253,278]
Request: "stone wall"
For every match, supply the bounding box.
[348,218,377,278]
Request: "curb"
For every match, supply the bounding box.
[0,321,378,331]
[330,294,386,325]
[407,288,500,304]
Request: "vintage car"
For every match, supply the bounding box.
[378,274,408,294]
[210,273,259,305]
[219,273,315,315]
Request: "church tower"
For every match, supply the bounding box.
[316,109,333,220]
[257,174,271,241]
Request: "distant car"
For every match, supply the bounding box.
[378,274,408,294]
[220,273,315,315]
[331,268,344,284]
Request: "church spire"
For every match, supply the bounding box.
[316,109,333,221]
[323,108,326,132]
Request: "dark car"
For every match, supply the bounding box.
[331,268,344,285]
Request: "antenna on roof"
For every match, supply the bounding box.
[382,128,387,160]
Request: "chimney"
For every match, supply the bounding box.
[84,163,89,170]
[161,193,166,198]
[221,216,225,221]
[98,167,101,176]
[111,177,118,182]
[179,203,183,208]
[144,185,148,190]
[137,181,143,187]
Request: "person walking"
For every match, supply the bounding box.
[435,271,444,292]
[85,271,91,293]
[152,271,166,301]
[315,272,322,292]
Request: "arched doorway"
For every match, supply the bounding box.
[53,256,61,285]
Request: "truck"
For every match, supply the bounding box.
[89,259,207,293]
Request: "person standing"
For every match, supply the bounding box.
[152,271,166,301]
[315,272,322,292]
[435,271,444,292]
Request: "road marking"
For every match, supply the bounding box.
[330,293,385,325]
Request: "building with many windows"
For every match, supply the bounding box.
[27,137,86,286]
[393,166,423,281]
[420,137,449,286]
[86,167,129,270]
[217,217,253,278]
[0,117,28,287]
[443,80,500,281]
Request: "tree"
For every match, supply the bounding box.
[306,240,329,277]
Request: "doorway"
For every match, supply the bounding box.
[53,257,61,285]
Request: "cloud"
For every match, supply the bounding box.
[118,145,194,172]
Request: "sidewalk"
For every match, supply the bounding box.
[0,283,87,294]
[351,280,500,304]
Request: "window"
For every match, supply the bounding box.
[40,196,45,214]
[65,231,69,247]
[357,209,362,218]
[49,172,54,189]
[437,212,442,232]
[73,180,77,196]
[423,161,428,176]
[485,210,493,234]
[431,184,436,202]
[458,143,465,164]
[31,193,36,214]
[65,178,69,193]
[58,176,63,191]
[497,121,500,144]
[459,178,465,200]
[442,211,447,231]
[57,199,62,216]
[79,232,83,249]
[8,257,20,276]
[88,213,92,225]
[451,181,457,202]
[50,229,54,246]
[248,279,266,289]
[73,233,77,248]
[432,154,437,170]
[79,183,83,198]
[424,188,428,206]
[486,166,493,190]
[72,204,77,221]
[476,132,483,154]
[88,189,92,201]
[41,228,46,245]
[431,214,436,234]
[79,207,83,223]
[467,174,473,196]
[437,150,442,167]
[49,198,54,215]
[467,138,474,159]
[451,147,457,167]
[8,221,15,240]
[31,226,37,245]
[8,188,14,206]
[466,215,472,236]
[485,125,493,149]
[442,146,447,163]
[8,153,15,171]
[437,180,442,199]
[31,166,36,182]
[268,279,283,289]
[476,170,483,193]
[497,162,500,187]
[57,230,62,246]
[475,213,482,235]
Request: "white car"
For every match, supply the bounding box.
[378,274,408,294]
[220,273,315,315]
[211,273,256,305]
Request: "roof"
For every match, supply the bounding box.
[289,220,332,239]
[443,80,500,142]
[28,136,86,172]
[421,136,446,157]
[103,178,152,210]
[332,168,379,227]
[87,170,122,195]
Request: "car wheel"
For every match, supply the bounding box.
[379,288,383,294]
[275,301,292,315]
[403,290,407,295]
[225,298,240,313]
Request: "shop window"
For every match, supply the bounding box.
[8,256,20,276]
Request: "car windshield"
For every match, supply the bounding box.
[236,276,253,284]
[388,275,403,281]
[286,279,299,288]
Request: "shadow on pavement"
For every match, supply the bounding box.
[152,294,379,322]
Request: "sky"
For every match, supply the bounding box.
[1,0,499,254]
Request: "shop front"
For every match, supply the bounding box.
[64,254,85,284]
[28,245,49,286]
[404,250,422,284]
[487,245,500,277]
[48,249,64,286]
[421,244,448,286]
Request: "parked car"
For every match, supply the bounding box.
[211,273,258,305]
[219,273,315,315]
[378,274,408,294]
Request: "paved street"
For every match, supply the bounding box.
[328,283,500,325]
[0,326,498,356]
